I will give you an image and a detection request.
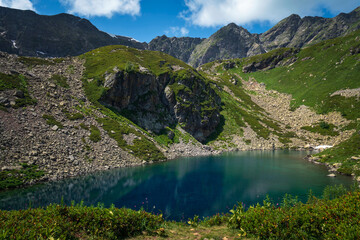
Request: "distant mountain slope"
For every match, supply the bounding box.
[0,6,146,57]
[0,6,359,65]
[260,6,360,51]
[186,7,360,67]
[147,35,204,63]
[187,23,265,67]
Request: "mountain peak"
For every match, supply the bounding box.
[225,22,240,28]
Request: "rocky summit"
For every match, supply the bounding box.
[0,6,146,57]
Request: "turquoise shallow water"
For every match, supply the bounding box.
[0,150,353,220]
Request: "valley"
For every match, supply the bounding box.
[0,4,360,239]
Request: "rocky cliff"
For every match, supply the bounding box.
[0,6,146,57]
[83,45,221,142]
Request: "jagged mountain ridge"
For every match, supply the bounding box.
[0,6,359,64]
[151,6,360,66]
[0,6,146,57]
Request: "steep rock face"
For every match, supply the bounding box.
[148,36,204,63]
[0,6,146,57]
[188,23,265,67]
[100,70,221,142]
[260,7,360,51]
[242,48,299,73]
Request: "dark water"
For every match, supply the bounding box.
[0,150,353,220]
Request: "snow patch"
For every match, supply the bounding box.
[11,40,18,49]
[129,37,140,43]
[314,145,333,150]
[107,33,116,38]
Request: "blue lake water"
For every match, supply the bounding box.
[0,150,354,220]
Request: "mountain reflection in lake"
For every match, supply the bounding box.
[0,150,353,220]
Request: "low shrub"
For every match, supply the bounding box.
[89,125,101,142]
[228,186,360,239]
[0,203,164,239]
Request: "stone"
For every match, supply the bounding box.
[69,155,75,161]
[0,96,9,104]
[1,166,22,171]
[14,90,24,98]
[351,156,360,161]
[327,173,336,177]
[51,125,59,131]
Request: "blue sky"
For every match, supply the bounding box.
[0,0,359,42]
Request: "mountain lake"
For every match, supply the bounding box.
[0,150,354,221]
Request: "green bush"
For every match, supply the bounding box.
[66,112,84,120]
[42,114,63,129]
[89,125,101,142]
[0,73,37,108]
[228,187,360,239]
[50,74,69,88]
[0,164,44,190]
[0,203,164,239]
[124,61,136,73]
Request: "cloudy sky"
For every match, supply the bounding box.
[0,0,359,42]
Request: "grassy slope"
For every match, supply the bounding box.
[200,61,298,148]
[200,30,360,173]
[80,45,207,160]
[238,29,360,119]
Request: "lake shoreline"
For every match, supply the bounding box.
[4,142,356,193]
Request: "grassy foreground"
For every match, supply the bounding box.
[1,185,359,239]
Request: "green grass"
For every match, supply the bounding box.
[81,45,191,104]
[301,121,339,136]
[18,56,55,67]
[0,72,37,108]
[66,112,84,120]
[79,123,89,130]
[228,186,360,239]
[2,185,359,240]
[0,164,45,190]
[201,67,295,145]
[42,114,63,129]
[314,129,360,176]
[0,203,164,239]
[235,29,360,120]
[98,117,166,162]
[50,74,69,88]
[89,125,101,142]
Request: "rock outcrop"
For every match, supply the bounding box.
[242,48,299,73]
[100,69,221,142]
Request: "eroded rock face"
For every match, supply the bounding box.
[100,70,221,142]
[242,48,299,73]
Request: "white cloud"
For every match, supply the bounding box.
[0,0,35,11]
[165,26,189,37]
[182,0,360,27]
[60,0,141,18]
